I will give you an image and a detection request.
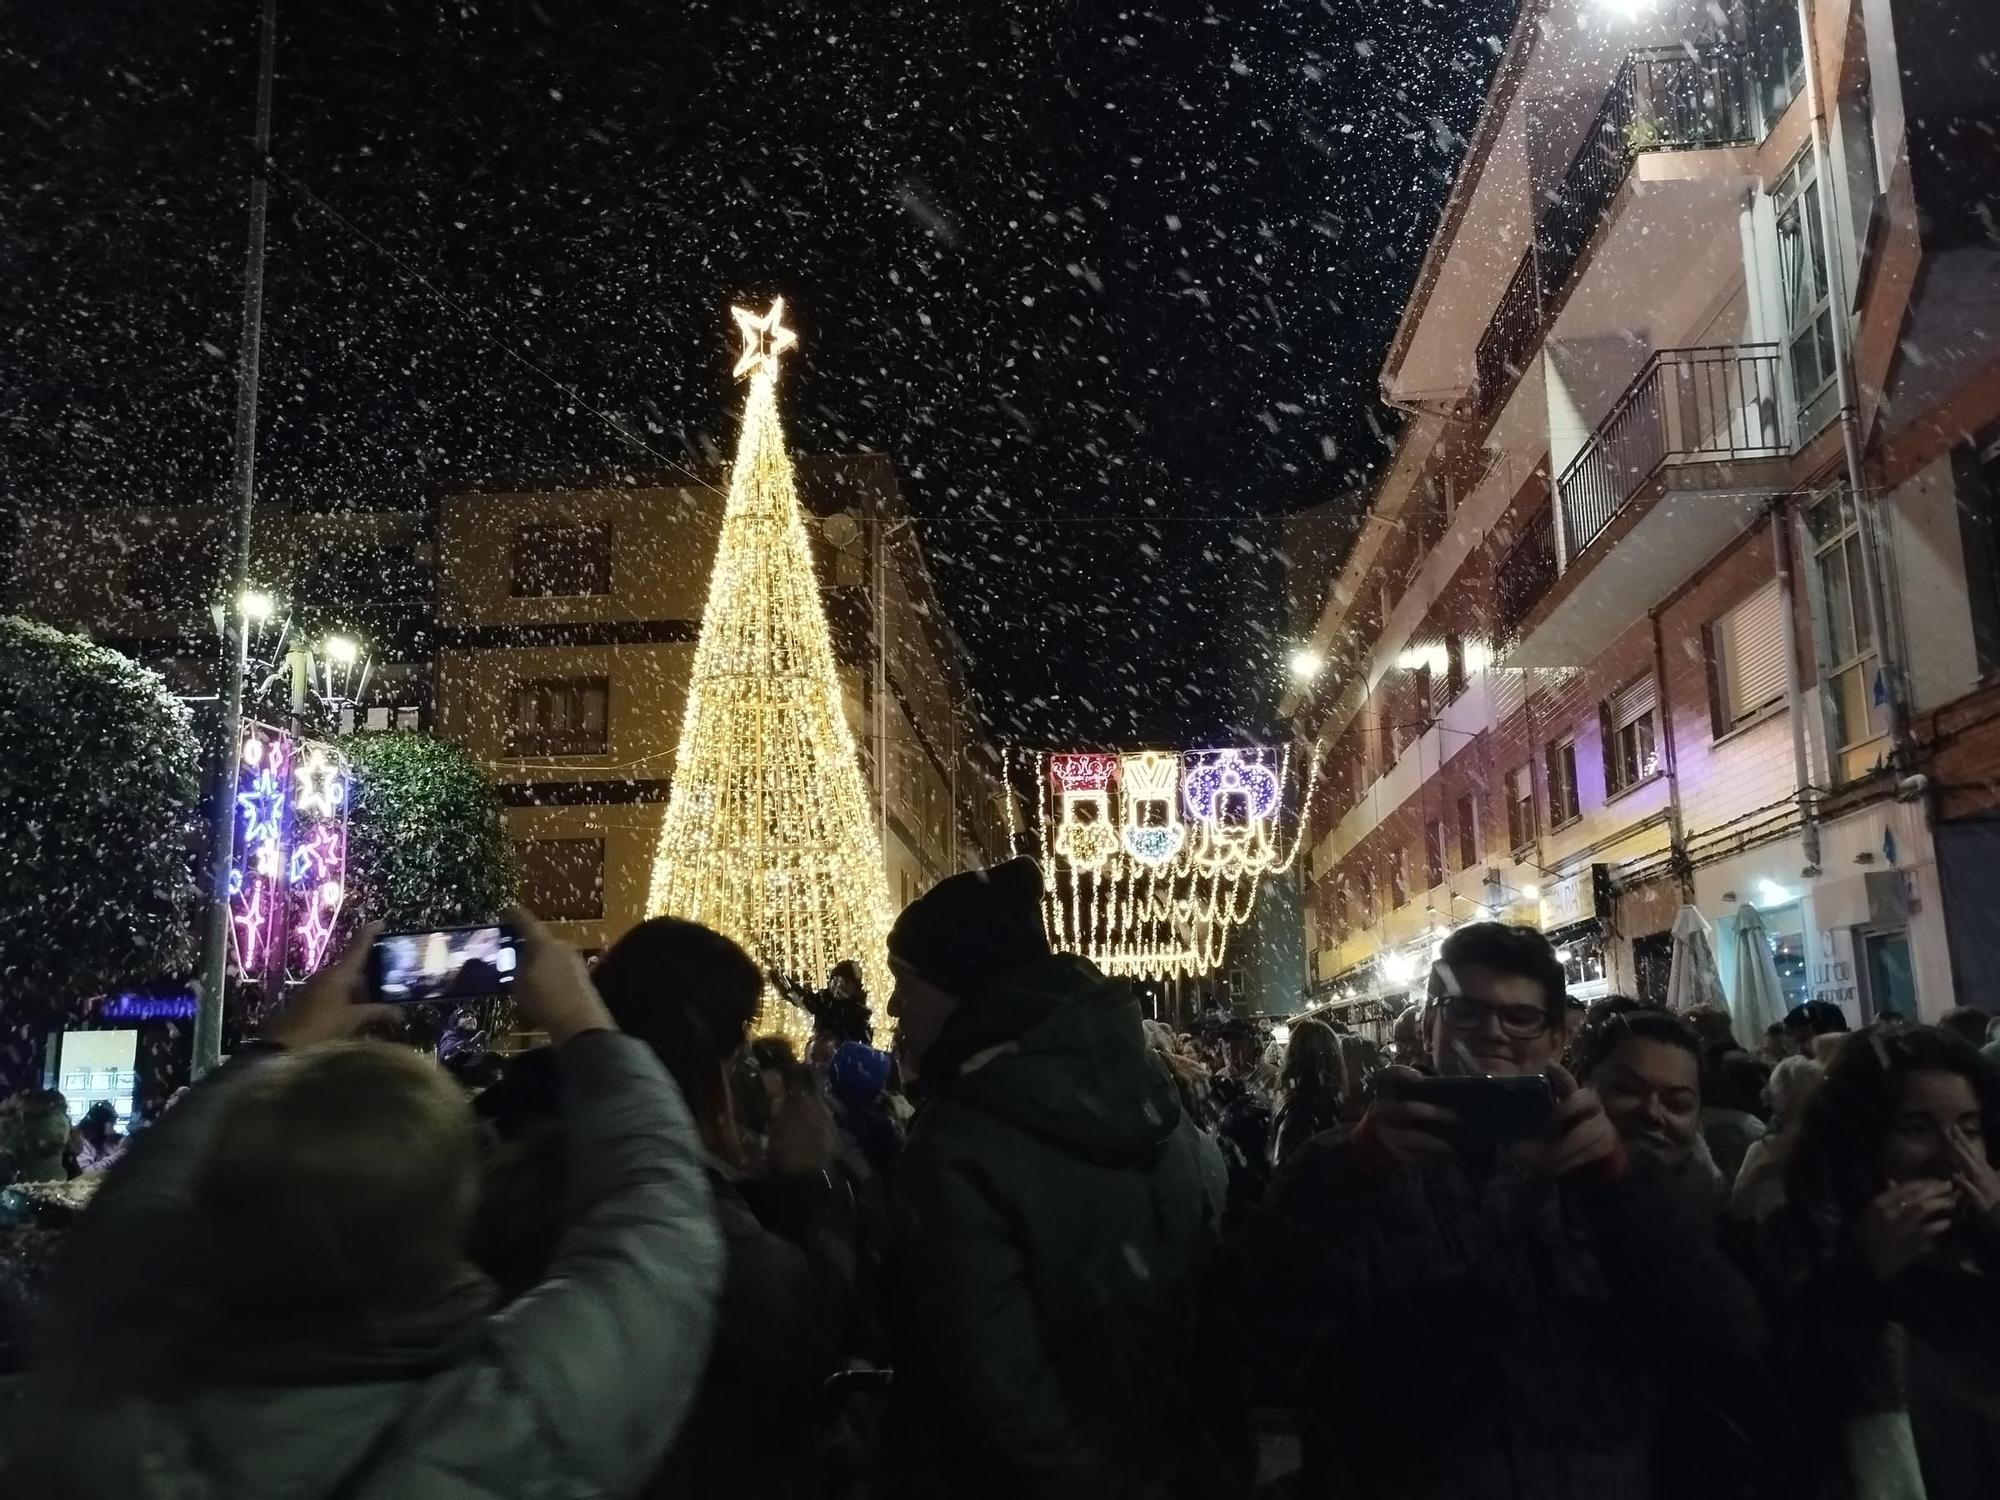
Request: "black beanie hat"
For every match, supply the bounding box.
[887,857,1052,1002]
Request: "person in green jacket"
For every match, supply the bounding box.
[2,1089,73,1183]
[10,911,724,1500]
[883,858,1220,1500]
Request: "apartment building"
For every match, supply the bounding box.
[1284,0,2000,1031]
[10,453,1011,963]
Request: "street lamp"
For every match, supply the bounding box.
[1288,648,1323,681]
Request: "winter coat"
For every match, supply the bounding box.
[1227,1127,1768,1500]
[1269,1087,1342,1173]
[1701,1105,1768,1189]
[647,1165,853,1500]
[15,1031,724,1500]
[886,954,1216,1500]
[1752,1195,2000,1500]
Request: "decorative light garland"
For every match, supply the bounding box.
[647,300,893,1038]
[1030,744,1320,981]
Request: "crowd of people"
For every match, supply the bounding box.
[3,857,1999,1498]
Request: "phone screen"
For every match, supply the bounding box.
[371,924,517,1004]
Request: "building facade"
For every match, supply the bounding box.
[10,453,1011,967]
[1284,0,2000,1033]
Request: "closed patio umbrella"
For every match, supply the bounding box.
[1666,904,1726,1015]
[1729,901,1788,1050]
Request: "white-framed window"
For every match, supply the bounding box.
[1603,675,1660,796]
[1507,765,1537,854]
[1775,149,1837,438]
[1806,490,1889,779]
[1456,793,1481,870]
[1425,819,1447,889]
[1389,848,1409,909]
[1546,736,1581,827]
[1709,580,1788,733]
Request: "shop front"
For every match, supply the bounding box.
[1537,865,1613,1005]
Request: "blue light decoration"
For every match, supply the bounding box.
[97,992,200,1022]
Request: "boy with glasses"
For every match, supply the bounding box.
[1225,923,1766,1499]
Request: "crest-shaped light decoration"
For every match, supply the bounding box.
[1182,747,1284,878]
[1119,750,1186,867]
[1050,753,1122,871]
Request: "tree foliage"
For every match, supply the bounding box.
[0,616,201,1007]
[343,732,517,930]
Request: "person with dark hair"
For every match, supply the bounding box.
[1683,1003,1741,1060]
[1209,1016,1275,1227]
[1270,1018,1344,1171]
[1577,1006,1728,1220]
[1702,1050,1772,1190]
[584,915,853,1500]
[882,857,1217,1499]
[14,911,723,1499]
[1748,1024,2000,1500]
[1938,1006,1991,1051]
[1783,999,1850,1046]
[70,1099,124,1173]
[3,1090,72,1184]
[1228,922,1766,1499]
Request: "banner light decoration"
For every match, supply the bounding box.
[227,724,350,988]
[287,740,350,979]
[1119,751,1186,867]
[1026,743,1320,982]
[1050,753,1122,872]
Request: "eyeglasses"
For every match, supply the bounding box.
[1435,994,1555,1040]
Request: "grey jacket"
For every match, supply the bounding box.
[17,1032,723,1500]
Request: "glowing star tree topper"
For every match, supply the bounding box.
[647,299,893,1037]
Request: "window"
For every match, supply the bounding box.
[1507,766,1537,854]
[1545,737,1581,826]
[311,542,430,609]
[1357,871,1377,927]
[1333,879,1350,942]
[1425,819,1447,890]
[509,677,609,757]
[1389,849,1409,909]
[1775,151,1838,438]
[511,523,613,598]
[1602,676,1660,796]
[516,838,605,921]
[1807,490,1888,778]
[1444,633,1467,707]
[1456,794,1480,870]
[1709,581,1788,732]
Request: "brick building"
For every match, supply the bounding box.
[1284,0,2000,1032]
[9,455,1014,965]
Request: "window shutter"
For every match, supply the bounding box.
[1718,582,1786,723]
[1612,674,1658,730]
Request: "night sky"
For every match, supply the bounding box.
[2,0,1512,747]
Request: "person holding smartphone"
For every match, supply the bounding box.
[1225,922,1767,1500]
[14,910,724,1500]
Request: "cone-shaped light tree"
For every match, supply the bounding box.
[647,299,892,1035]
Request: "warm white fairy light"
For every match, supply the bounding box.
[1030,744,1321,981]
[648,300,892,1038]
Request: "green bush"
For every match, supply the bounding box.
[343,731,518,930]
[0,617,201,1006]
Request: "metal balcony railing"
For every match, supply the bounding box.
[1558,344,1788,561]
[1474,248,1544,418]
[1536,46,1758,295]
[1496,504,1559,638]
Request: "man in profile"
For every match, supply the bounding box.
[882,858,1217,1499]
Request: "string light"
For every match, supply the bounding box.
[648,300,892,1038]
[1030,744,1321,981]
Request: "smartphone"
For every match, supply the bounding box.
[1398,1074,1557,1148]
[368,923,518,1004]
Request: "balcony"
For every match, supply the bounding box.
[1473,249,1543,421]
[1558,344,1788,562]
[1502,343,1792,671]
[1495,505,1558,640]
[1536,47,1758,301]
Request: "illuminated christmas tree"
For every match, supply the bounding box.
[647,299,892,1036]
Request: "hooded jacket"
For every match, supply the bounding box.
[886,954,1214,1500]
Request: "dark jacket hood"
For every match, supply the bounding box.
[925,953,1183,1168]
